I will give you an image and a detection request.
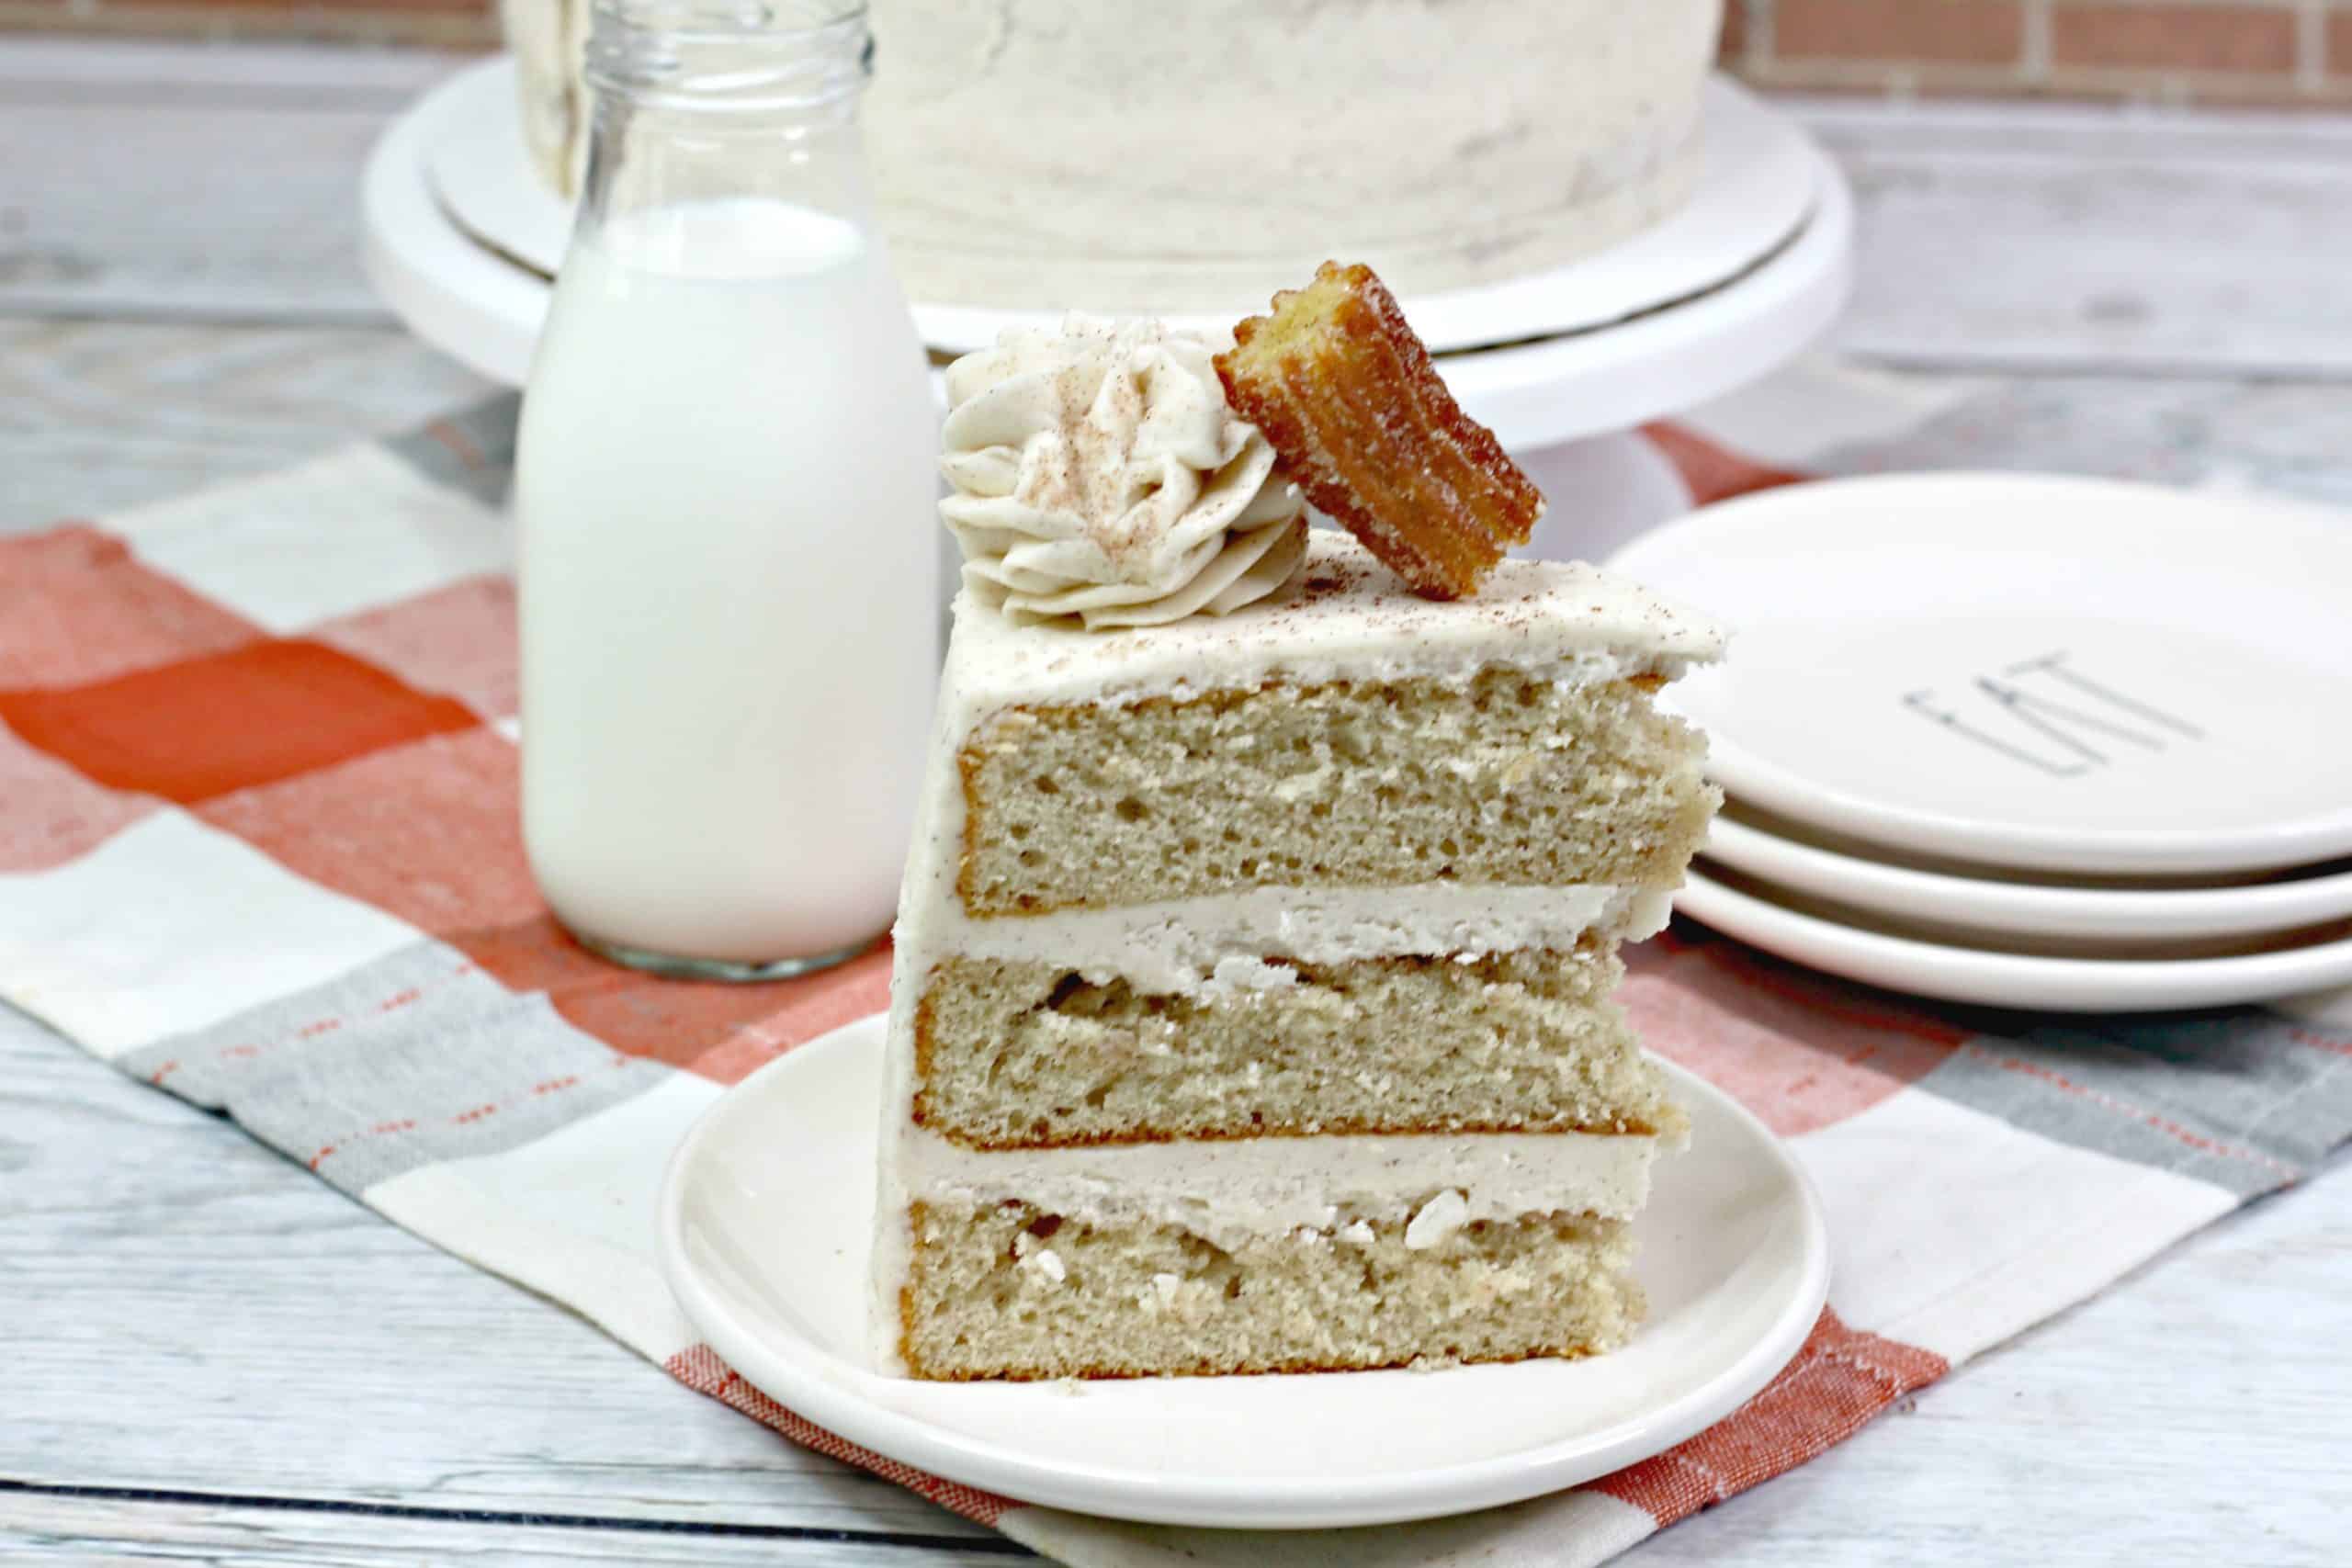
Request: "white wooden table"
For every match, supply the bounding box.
[4,39,2349,1564]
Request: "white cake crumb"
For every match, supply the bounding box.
[1015,1241,1066,1284]
[1404,1190,1470,1251]
[1207,955,1300,994]
[1270,764,1334,802]
[1336,1220,1376,1247]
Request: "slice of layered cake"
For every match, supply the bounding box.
[872,295,1725,1381]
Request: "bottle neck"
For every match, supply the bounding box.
[577,0,876,243]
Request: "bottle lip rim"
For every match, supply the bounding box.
[586,0,867,47]
[582,0,871,104]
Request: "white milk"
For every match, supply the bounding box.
[515,197,939,966]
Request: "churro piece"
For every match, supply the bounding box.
[1216,261,1544,600]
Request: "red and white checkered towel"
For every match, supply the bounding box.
[6,362,2348,1566]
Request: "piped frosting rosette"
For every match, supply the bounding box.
[938,316,1307,629]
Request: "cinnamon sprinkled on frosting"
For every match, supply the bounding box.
[938,316,1307,630]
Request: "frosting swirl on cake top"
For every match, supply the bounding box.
[938,316,1306,629]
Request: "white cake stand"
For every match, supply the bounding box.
[361,62,1852,549]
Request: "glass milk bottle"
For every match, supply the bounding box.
[514,0,938,980]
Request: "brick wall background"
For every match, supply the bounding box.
[0,0,497,49]
[6,0,2352,107]
[1729,0,2352,104]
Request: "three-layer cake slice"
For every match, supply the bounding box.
[871,530,1724,1379]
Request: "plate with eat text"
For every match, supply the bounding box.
[1610,473,2352,876]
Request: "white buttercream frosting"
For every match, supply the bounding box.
[511,2,1722,313]
[940,530,1729,709]
[930,882,1674,997]
[900,1125,1660,1253]
[938,317,1306,629]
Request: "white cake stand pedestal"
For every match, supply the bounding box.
[361,68,1852,551]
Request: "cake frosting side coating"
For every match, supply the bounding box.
[865,0,1724,312]
[504,0,1724,315]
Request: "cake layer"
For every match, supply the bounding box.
[923,881,1671,996]
[899,1200,1642,1380]
[899,1125,1660,1250]
[914,943,1680,1147]
[959,668,1715,915]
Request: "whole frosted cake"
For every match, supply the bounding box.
[503,0,1724,315]
[871,270,1725,1380]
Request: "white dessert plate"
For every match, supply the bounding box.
[425,59,1817,355]
[1676,864,2352,1012]
[657,1016,1829,1530]
[1705,812,2352,945]
[1607,473,2352,876]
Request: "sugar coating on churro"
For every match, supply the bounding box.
[1216,261,1545,601]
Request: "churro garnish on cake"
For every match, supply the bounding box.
[1215,261,1544,600]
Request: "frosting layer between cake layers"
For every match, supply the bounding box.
[902,1125,1657,1252]
[922,881,1671,996]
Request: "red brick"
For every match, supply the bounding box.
[2051,2,2298,73]
[1774,0,2025,65]
[119,0,492,12]
[2329,10,2352,77]
[0,2,501,45]
[1719,0,1749,64]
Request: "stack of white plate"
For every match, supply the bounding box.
[1606,473,2352,1012]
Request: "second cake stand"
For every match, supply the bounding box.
[361,70,1852,551]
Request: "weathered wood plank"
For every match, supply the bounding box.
[0,39,436,324]
[1781,95,2352,376]
[0,1491,1022,1565]
[10,1001,2348,1563]
[1791,92,2352,162]
[0,318,492,532]
[1822,144,2352,376]
[0,94,393,323]
[0,36,468,99]
[1633,1149,2352,1567]
[0,1009,1001,1545]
